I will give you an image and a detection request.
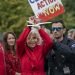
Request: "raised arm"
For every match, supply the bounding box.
[16,27,30,58]
[39,29,53,55]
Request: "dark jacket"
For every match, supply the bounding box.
[47,37,75,75]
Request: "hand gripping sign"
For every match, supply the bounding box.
[28,0,65,22]
[27,16,52,27]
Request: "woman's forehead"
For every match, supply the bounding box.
[27,33,38,39]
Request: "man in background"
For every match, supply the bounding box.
[47,20,75,75]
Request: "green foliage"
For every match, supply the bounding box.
[0,0,75,37]
[0,0,33,37]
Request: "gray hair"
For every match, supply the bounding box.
[68,29,75,33]
[27,27,43,45]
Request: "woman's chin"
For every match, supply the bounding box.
[29,44,36,48]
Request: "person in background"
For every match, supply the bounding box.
[67,29,75,40]
[41,25,51,35]
[0,42,5,75]
[3,32,21,75]
[16,19,53,75]
[47,20,75,75]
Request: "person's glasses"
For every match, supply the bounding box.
[52,27,63,31]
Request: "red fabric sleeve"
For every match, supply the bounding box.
[0,44,5,75]
[39,29,53,55]
[17,27,31,58]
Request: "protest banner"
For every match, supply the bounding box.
[28,0,65,22]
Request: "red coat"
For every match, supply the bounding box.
[17,27,53,75]
[0,43,5,75]
[5,50,21,75]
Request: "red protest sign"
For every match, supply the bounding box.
[28,0,65,22]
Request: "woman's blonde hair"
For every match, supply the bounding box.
[27,27,43,45]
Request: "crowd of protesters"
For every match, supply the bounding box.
[0,17,75,75]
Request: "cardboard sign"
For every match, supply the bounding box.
[28,0,65,22]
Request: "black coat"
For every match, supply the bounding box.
[47,37,75,75]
